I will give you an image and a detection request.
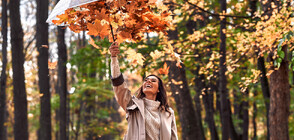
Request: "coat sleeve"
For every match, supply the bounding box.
[171,109,178,140]
[111,57,132,111]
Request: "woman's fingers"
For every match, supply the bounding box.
[109,42,120,57]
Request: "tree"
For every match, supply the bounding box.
[168,61,205,140]
[0,0,8,139]
[218,0,230,139]
[58,25,68,140]
[36,0,51,139]
[9,0,28,139]
[269,44,290,139]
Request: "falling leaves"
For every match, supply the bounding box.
[88,37,100,49]
[150,50,164,60]
[158,62,170,75]
[125,48,145,66]
[41,45,49,48]
[48,61,58,70]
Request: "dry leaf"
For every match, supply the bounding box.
[48,61,58,69]
[42,45,49,48]
[158,62,170,75]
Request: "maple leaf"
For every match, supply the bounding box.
[87,19,110,39]
[88,37,100,49]
[48,61,58,69]
[116,31,132,43]
[158,62,170,75]
[150,50,164,60]
[95,8,109,21]
[126,48,145,66]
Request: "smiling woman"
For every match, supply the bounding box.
[109,42,178,140]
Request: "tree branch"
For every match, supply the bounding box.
[186,1,252,19]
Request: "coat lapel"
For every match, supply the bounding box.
[132,97,145,119]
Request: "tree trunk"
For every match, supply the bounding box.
[36,0,51,139]
[10,0,29,139]
[257,56,270,139]
[0,0,8,139]
[202,80,219,140]
[167,61,205,140]
[252,90,257,140]
[84,90,94,140]
[218,0,230,139]
[58,26,68,140]
[269,45,290,140]
[241,90,249,140]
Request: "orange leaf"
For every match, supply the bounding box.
[88,37,100,49]
[41,45,49,48]
[48,61,57,69]
[116,31,132,43]
[87,19,110,39]
[158,62,170,75]
[52,14,69,25]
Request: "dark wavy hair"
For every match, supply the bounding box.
[136,75,171,115]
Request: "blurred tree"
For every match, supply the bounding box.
[9,0,28,139]
[0,0,8,139]
[36,0,51,139]
[57,25,68,140]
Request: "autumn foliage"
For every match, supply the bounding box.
[52,0,171,43]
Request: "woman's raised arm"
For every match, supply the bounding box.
[109,42,132,111]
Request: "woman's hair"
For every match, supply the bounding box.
[136,74,171,115]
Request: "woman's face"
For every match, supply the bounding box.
[142,76,160,95]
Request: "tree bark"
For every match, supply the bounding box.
[58,26,68,140]
[202,80,219,140]
[10,0,29,139]
[252,90,257,140]
[241,91,249,140]
[269,45,290,140]
[257,56,270,139]
[36,0,51,139]
[0,0,8,139]
[167,61,205,140]
[218,0,230,139]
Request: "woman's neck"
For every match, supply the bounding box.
[145,93,156,101]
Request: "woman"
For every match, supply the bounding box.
[109,42,178,140]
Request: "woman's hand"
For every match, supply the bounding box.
[109,42,120,57]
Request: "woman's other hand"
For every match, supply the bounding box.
[109,42,119,57]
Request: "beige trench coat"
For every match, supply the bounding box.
[112,74,178,140]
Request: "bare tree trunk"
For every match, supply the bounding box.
[252,90,257,140]
[36,0,51,139]
[257,56,270,139]
[269,45,290,140]
[202,84,219,140]
[167,61,205,140]
[242,90,249,140]
[219,0,229,139]
[0,0,8,139]
[10,0,28,139]
[58,26,68,140]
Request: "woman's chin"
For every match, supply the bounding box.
[143,90,156,95]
